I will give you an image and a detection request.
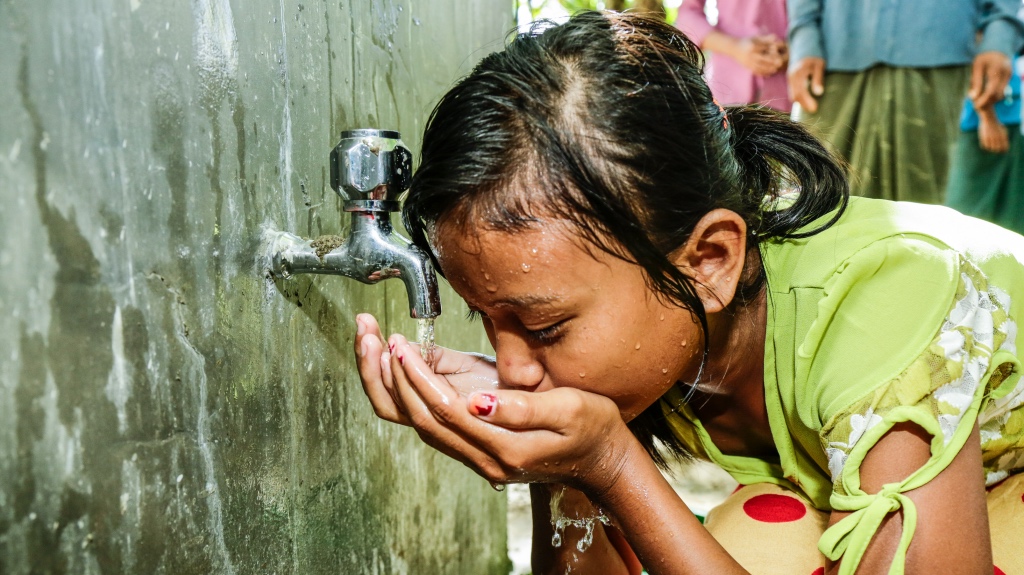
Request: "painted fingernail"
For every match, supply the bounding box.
[470,393,497,417]
[398,354,405,366]
[389,342,395,353]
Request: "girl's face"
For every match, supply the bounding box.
[433,220,704,421]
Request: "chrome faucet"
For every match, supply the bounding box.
[268,129,441,319]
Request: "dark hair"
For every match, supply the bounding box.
[404,11,848,467]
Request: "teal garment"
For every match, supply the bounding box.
[947,57,1024,234]
[662,197,1024,574]
[946,129,1024,234]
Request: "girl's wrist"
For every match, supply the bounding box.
[577,420,648,506]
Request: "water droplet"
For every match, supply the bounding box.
[578,372,586,378]
[680,340,687,347]
[634,342,641,350]
[661,368,668,374]
[484,272,491,280]
[521,263,531,272]
[413,17,421,25]
[659,314,664,321]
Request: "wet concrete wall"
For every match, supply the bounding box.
[0,1,511,573]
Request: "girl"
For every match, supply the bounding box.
[355,11,1024,575]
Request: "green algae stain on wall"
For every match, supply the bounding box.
[0,0,514,573]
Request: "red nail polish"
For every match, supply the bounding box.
[389,342,395,353]
[398,354,405,365]
[473,393,496,416]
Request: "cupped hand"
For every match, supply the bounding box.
[355,313,499,424]
[353,314,635,493]
[788,56,826,114]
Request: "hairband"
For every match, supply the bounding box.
[713,98,729,130]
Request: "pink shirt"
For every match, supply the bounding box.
[675,0,791,112]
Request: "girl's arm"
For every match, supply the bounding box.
[586,432,750,575]
[826,422,991,575]
[528,484,642,575]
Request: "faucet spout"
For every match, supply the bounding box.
[266,128,441,319]
[269,209,441,318]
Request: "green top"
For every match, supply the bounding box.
[661,197,1024,575]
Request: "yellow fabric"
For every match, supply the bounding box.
[703,476,1024,574]
[662,197,1024,574]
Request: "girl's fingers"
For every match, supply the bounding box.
[391,334,579,436]
[388,337,507,477]
[466,387,584,432]
[354,314,410,425]
[429,345,497,377]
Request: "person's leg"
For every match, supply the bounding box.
[987,472,1024,574]
[703,483,829,575]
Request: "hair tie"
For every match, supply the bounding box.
[713,98,729,130]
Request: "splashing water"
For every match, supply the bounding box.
[416,318,436,365]
[549,485,611,554]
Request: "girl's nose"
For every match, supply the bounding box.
[493,334,544,390]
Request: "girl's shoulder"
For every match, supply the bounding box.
[761,197,1024,294]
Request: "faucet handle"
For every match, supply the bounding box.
[330,129,413,206]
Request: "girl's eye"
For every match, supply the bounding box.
[526,320,567,342]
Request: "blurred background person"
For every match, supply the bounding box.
[676,0,791,111]
[787,0,1024,203]
[946,53,1023,233]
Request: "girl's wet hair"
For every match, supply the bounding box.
[404,11,848,467]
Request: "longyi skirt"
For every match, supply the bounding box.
[794,65,970,204]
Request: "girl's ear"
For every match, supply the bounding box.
[670,209,748,313]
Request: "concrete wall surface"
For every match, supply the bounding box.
[0,0,512,573]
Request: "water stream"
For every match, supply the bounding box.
[416,317,436,366]
[549,485,611,554]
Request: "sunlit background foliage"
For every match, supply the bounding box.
[515,0,689,26]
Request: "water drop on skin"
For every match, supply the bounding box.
[521,263,531,272]
[661,368,668,374]
[579,372,586,378]
[659,314,664,321]
[484,272,491,280]
[635,342,641,350]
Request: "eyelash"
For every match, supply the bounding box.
[465,309,567,342]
